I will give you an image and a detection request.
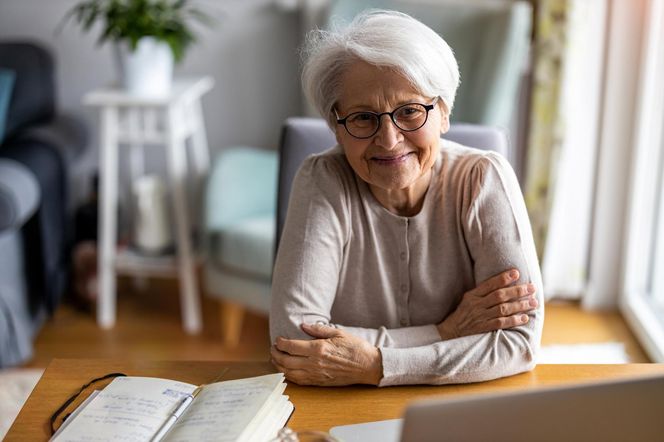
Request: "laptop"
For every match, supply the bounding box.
[330,374,664,442]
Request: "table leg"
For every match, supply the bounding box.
[188,99,210,243]
[98,106,119,328]
[190,98,210,179]
[127,108,147,290]
[128,108,145,185]
[166,106,203,334]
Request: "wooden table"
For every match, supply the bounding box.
[7,359,664,441]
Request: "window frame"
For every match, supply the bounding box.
[620,0,664,362]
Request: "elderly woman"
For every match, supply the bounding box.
[270,10,543,387]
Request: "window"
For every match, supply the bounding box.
[651,159,664,313]
[620,0,664,362]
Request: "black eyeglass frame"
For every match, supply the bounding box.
[335,96,440,139]
[50,372,127,435]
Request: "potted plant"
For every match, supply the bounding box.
[62,0,213,97]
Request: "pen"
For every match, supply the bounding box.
[151,386,202,442]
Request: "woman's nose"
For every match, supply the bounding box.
[374,115,401,149]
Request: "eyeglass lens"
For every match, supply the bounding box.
[345,103,429,138]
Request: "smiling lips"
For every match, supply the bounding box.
[370,152,415,165]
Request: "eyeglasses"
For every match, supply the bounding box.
[50,372,127,435]
[335,97,439,139]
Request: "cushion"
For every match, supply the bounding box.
[210,214,275,280]
[206,147,278,231]
[0,69,15,144]
[0,43,55,137]
[0,160,39,231]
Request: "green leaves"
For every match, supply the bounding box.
[61,0,214,62]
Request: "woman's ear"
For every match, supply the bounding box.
[330,113,344,145]
[438,100,450,135]
[440,113,450,135]
[334,126,344,145]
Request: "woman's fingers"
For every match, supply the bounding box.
[301,322,342,339]
[271,356,314,385]
[271,331,382,386]
[271,346,303,369]
[486,297,537,318]
[482,283,536,308]
[280,368,316,385]
[275,336,320,357]
[483,313,530,332]
[466,268,519,298]
[437,270,538,339]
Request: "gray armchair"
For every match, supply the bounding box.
[204,117,508,345]
[0,41,89,367]
[277,118,509,250]
[0,159,40,366]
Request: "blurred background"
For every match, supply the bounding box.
[1,0,663,435]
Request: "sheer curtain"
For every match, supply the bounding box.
[525,0,607,300]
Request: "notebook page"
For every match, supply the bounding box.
[51,377,196,442]
[244,395,294,442]
[51,390,100,439]
[238,383,288,442]
[164,373,286,442]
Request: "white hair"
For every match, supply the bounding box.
[301,9,460,126]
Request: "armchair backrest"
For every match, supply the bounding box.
[276,117,509,249]
[0,42,55,139]
[325,0,532,129]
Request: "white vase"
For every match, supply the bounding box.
[133,175,172,254]
[115,37,173,97]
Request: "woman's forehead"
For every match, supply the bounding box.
[337,61,425,111]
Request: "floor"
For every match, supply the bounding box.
[24,277,650,368]
[25,277,271,368]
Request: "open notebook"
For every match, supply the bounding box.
[51,373,294,442]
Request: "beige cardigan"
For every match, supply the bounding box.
[270,139,544,386]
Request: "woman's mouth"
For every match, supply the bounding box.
[370,152,414,165]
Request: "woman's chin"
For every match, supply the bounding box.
[366,171,421,193]
[365,157,418,187]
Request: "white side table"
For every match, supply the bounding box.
[83,77,213,334]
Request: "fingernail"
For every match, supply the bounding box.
[529,298,538,307]
[521,314,529,323]
[510,270,519,279]
[527,284,535,294]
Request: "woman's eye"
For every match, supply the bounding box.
[347,113,376,127]
[398,106,423,118]
[350,113,374,122]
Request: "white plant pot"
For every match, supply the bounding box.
[115,37,174,97]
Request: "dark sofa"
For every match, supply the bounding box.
[0,41,88,367]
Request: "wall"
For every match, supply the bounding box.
[0,0,303,203]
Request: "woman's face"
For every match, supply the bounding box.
[334,60,449,194]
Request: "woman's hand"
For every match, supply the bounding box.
[271,323,383,386]
[437,269,538,340]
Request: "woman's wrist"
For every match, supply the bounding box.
[366,347,384,386]
[437,317,458,341]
